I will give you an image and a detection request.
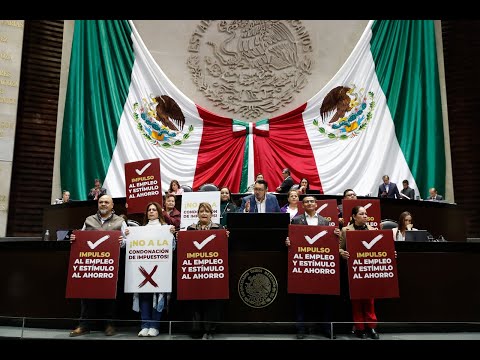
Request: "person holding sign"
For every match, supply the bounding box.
[392,211,418,241]
[339,205,380,339]
[338,188,357,228]
[133,202,176,337]
[285,195,341,339]
[69,195,127,337]
[186,202,227,340]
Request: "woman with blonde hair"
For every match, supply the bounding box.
[186,202,226,339]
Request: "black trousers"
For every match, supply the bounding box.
[295,294,335,333]
[78,298,116,329]
[190,299,224,334]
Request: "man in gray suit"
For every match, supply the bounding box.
[427,187,443,201]
[400,180,415,200]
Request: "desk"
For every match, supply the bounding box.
[1,237,479,326]
[44,195,467,242]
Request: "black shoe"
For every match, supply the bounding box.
[368,328,380,340]
[355,330,367,339]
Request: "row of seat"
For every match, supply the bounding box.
[180,184,218,192]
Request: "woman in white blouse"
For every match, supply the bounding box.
[167,179,184,195]
[392,211,417,241]
[280,189,300,219]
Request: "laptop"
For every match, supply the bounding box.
[405,230,429,242]
[56,229,73,241]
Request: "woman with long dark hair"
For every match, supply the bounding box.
[339,205,380,340]
[219,186,237,227]
[133,202,175,337]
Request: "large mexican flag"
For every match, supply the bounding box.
[61,20,446,200]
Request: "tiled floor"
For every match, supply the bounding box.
[2,326,480,340]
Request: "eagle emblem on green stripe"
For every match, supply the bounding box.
[314,85,375,140]
[132,94,194,148]
[238,267,278,308]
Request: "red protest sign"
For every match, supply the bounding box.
[65,230,121,299]
[298,199,339,226]
[342,199,381,228]
[345,230,399,300]
[125,158,162,214]
[287,225,340,295]
[176,230,229,300]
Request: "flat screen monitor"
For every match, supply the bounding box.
[56,229,73,241]
[405,230,429,242]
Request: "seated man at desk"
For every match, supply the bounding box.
[427,187,443,201]
[238,180,281,213]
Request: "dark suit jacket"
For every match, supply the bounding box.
[291,213,328,226]
[400,187,415,200]
[87,187,107,200]
[238,193,281,213]
[427,194,443,201]
[164,207,181,230]
[277,176,294,193]
[378,182,400,199]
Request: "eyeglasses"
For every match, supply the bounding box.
[254,188,266,192]
[303,200,316,204]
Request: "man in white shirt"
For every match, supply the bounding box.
[285,195,340,339]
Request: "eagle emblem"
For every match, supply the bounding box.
[314,85,375,140]
[132,95,193,148]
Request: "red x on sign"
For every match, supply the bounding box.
[138,265,158,288]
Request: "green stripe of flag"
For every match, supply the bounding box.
[61,20,134,200]
[371,20,445,197]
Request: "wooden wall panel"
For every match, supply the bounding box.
[6,20,64,236]
[441,20,480,238]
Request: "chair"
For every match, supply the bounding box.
[198,183,218,191]
[380,219,398,230]
[127,220,141,227]
[181,185,193,192]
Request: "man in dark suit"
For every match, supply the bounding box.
[238,180,281,213]
[427,187,443,201]
[378,175,400,199]
[400,179,415,200]
[276,168,294,193]
[286,195,340,339]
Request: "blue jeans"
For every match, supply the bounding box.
[139,293,162,330]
